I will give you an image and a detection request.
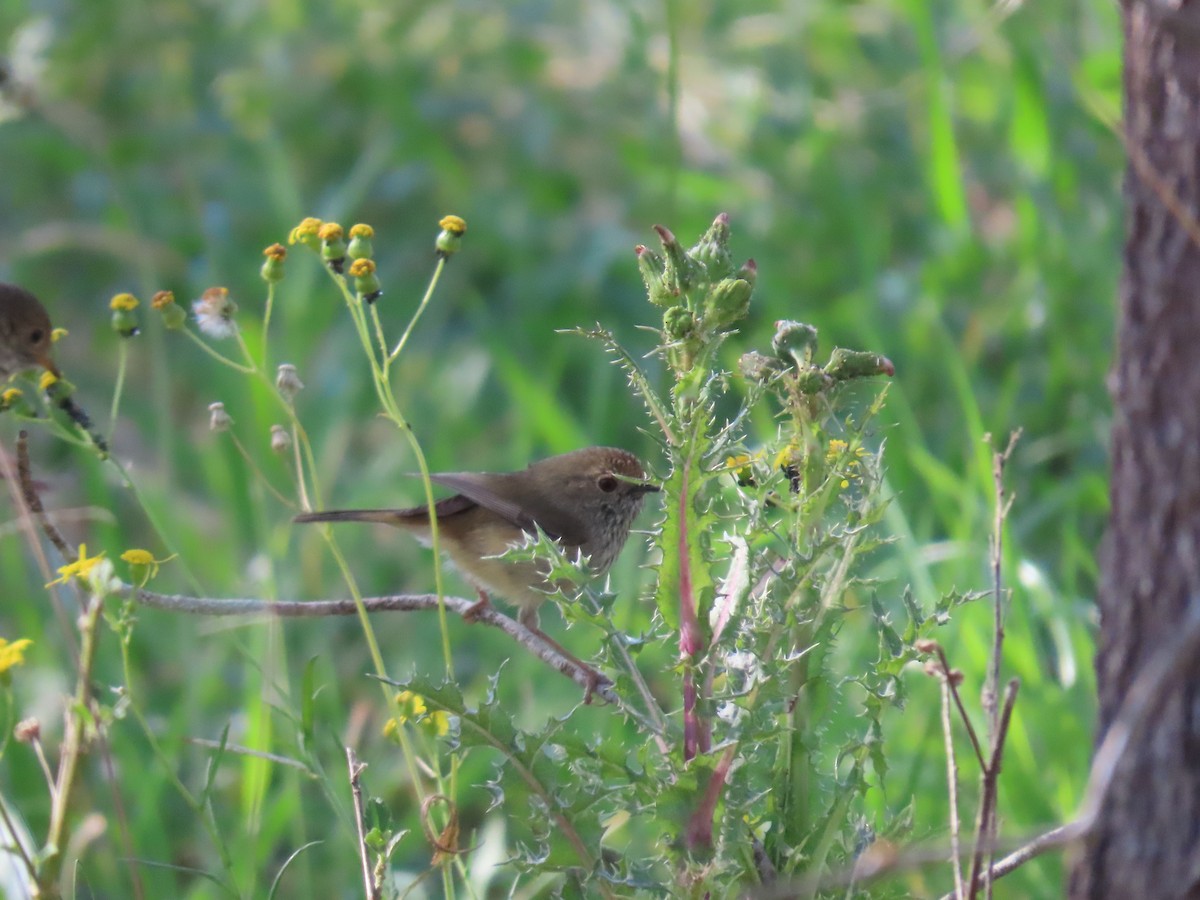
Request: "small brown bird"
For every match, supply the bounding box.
[295,447,657,630]
[0,283,58,380]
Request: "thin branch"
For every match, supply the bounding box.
[13,431,73,561]
[121,585,618,704]
[929,645,986,770]
[346,749,379,900]
[940,677,964,900]
[966,679,1020,898]
[984,430,1020,735]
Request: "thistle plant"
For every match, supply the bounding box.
[388,214,964,894]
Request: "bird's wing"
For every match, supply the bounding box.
[428,472,537,532]
[429,472,594,547]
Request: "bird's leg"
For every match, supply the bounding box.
[518,608,610,704]
[462,589,492,623]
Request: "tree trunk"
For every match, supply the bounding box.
[1071,3,1200,897]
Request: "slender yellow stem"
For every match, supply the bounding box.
[108,340,128,442]
[182,327,256,374]
[260,282,276,367]
[388,257,445,363]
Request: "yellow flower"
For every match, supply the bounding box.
[288,217,323,245]
[151,290,176,310]
[38,370,59,391]
[262,243,287,261]
[46,544,106,587]
[425,710,451,737]
[348,258,375,278]
[109,293,139,311]
[348,223,374,239]
[120,548,174,585]
[51,328,67,343]
[1,387,21,405]
[390,691,451,737]
[317,222,344,242]
[395,690,427,720]
[438,215,466,235]
[826,440,849,461]
[0,638,33,674]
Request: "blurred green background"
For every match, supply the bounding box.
[1,0,1119,896]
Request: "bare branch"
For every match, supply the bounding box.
[121,585,618,704]
[345,748,379,900]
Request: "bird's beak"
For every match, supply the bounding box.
[37,353,60,378]
[637,481,661,494]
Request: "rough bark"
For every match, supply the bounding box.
[1071,2,1200,897]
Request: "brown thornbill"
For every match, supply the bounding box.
[0,283,58,380]
[295,447,658,694]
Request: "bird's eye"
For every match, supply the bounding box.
[597,474,619,493]
[29,329,43,344]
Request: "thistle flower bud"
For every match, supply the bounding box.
[635,244,673,306]
[654,224,701,294]
[823,347,896,381]
[703,277,752,330]
[738,351,781,384]
[688,212,734,281]
[663,306,697,341]
[771,319,819,366]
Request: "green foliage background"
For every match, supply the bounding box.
[0,0,1117,896]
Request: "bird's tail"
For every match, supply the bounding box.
[294,508,425,527]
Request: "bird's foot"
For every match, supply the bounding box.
[463,591,492,623]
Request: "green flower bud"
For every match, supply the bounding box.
[347,224,374,260]
[663,305,697,341]
[261,243,287,283]
[654,224,701,294]
[0,387,33,418]
[636,245,675,306]
[109,293,140,338]
[771,319,819,366]
[738,258,757,288]
[794,365,830,394]
[688,212,734,281]
[435,215,466,258]
[111,308,140,338]
[823,348,896,381]
[318,223,347,274]
[348,258,383,303]
[738,351,782,383]
[160,303,187,330]
[703,277,752,330]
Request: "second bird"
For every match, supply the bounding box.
[294,446,658,630]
